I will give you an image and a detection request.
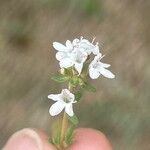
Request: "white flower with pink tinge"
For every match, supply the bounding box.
[48,89,76,117]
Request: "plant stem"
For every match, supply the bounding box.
[60,82,72,149]
[60,111,68,149]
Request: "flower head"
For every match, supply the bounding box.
[48,89,76,117]
[89,53,115,79]
[72,37,100,55]
[53,37,100,75]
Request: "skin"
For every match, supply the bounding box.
[3,128,112,150]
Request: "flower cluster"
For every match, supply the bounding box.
[53,37,114,78]
[48,37,115,117]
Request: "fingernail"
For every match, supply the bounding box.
[3,128,43,150]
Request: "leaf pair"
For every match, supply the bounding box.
[51,73,84,89]
[82,82,96,92]
[50,128,61,149]
[68,115,79,126]
[65,115,79,145]
[51,74,69,83]
[65,125,74,145]
[74,91,82,102]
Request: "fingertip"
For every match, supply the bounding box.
[67,128,113,150]
[3,128,57,150]
[33,128,57,150]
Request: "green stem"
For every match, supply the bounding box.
[60,82,72,149]
[60,111,68,149]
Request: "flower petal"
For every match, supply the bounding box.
[61,89,75,102]
[49,101,65,116]
[53,42,67,51]
[74,63,83,75]
[66,40,73,49]
[80,39,89,43]
[92,45,100,55]
[56,52,67,61]
[99,62,111,68]
[89,67,100,79]
[59,58,73,68]
[94,53,102,61]
[72,38,79,46]
[65,103,74,117]
[48,94,61,101]
[100,67,115,79]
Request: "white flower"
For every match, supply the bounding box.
[89,53,115,79]
[56,48,87,75]
[53,37,100,74]
[53,40,73,53]
[72,37,100,55]
[48,89,76,117]
[70,48,88,74]
[53,37,100,56]
[53,40,74,68]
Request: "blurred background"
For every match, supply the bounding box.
[0,0,150,149]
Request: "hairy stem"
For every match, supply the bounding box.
[60,111,68,149]
[60,82,72,149]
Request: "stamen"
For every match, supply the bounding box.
[80,36,83,40]
[92,37,96,43]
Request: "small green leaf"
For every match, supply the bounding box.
[64,67,74,76]
[68,115,79,126]
[65,126,74,145]
[69,76,79,86]
[78,78,84,86]
[82,83,96,92]
[51,74,69,83]
[51,129,61,145]
[74,91,82,101]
